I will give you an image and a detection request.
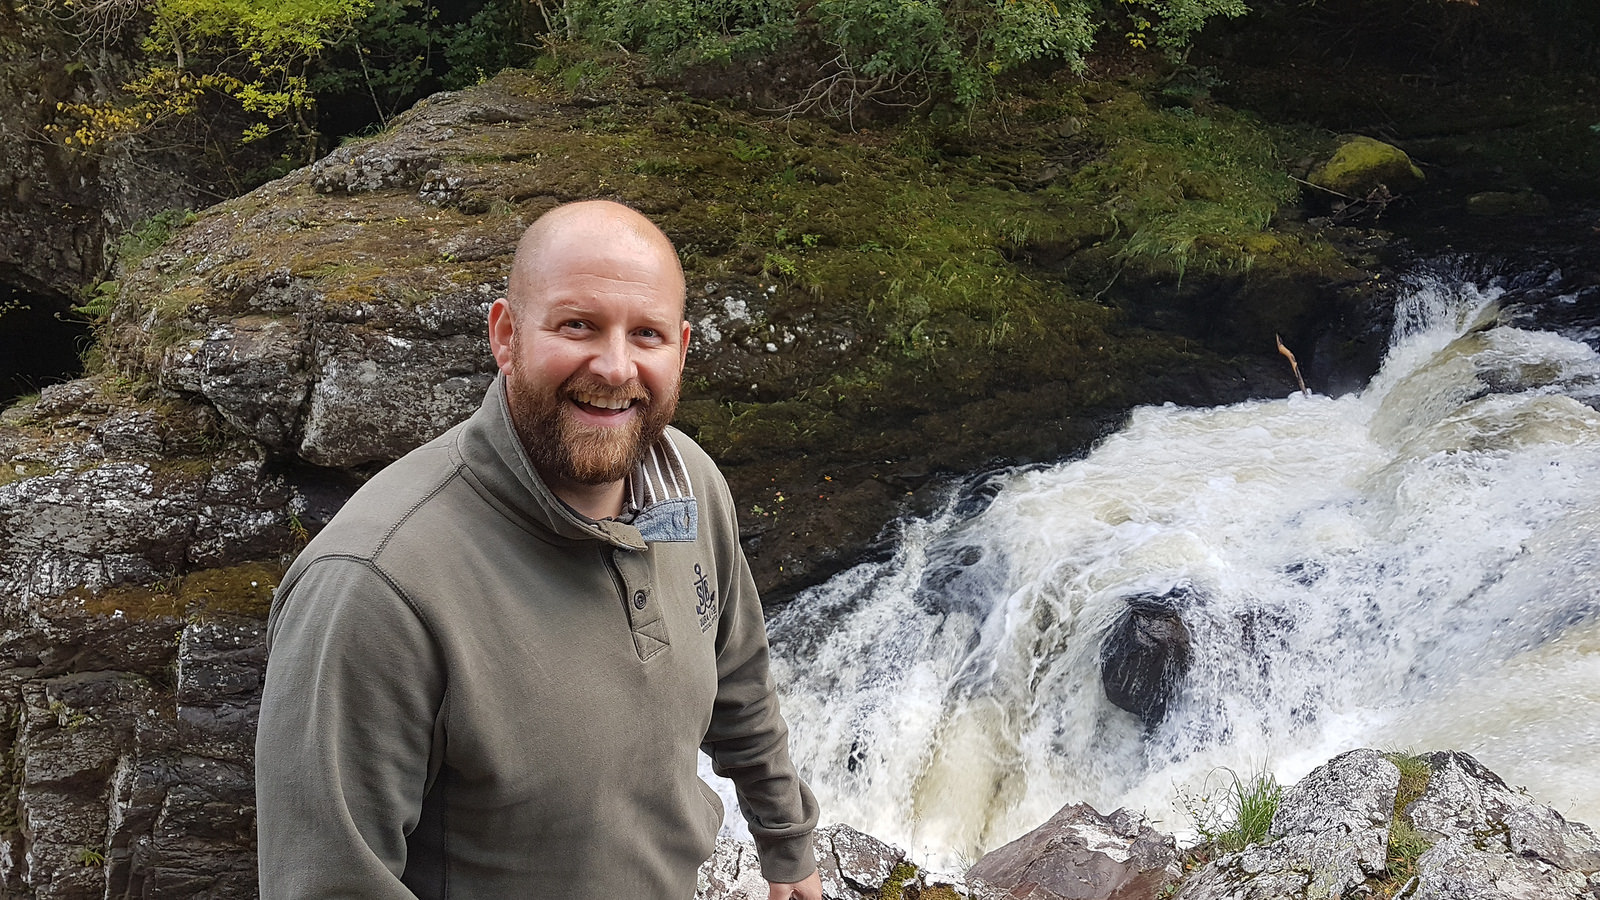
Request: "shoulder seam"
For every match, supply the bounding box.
[373,462,468,558]
[279,552,454,739]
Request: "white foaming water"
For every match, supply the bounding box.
[748,271,1600,866]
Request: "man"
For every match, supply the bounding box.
[256,200,822,899]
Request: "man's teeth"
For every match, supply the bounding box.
[574,393,634,410]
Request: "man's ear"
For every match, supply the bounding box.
[488,298,516,374]
[678,320,691,370]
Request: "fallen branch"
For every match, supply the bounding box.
[1276,333,1308,396]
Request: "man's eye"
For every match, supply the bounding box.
[637,328,659,339]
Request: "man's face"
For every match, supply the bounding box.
[495,230,689,491]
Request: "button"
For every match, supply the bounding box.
[632,590,648,610]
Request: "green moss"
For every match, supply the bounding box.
[1368,751,1436,897]
[1309,136,1424,198]
[182,561,283,619]
[73,582,188,620]
[0,460,55,488]
[878,861,918,900]
[66,561,284,622]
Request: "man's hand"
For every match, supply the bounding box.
[767,870,823,900]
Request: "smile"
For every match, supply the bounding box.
[571,391,639,413]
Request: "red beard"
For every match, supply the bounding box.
[506,363,677,488]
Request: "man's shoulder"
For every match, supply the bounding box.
[292,427,469,565]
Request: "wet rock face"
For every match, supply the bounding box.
[966,804,1180,900]
[0,384,294,900]
[151,289,497,469]
[0,10,217,299]
[1099,590,1194,729]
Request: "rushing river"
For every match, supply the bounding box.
[711,259,1600,867]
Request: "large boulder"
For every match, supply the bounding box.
[0,381,296,900]
[1407,751,1600,900]
[1099,588,1194,729]
[966,804,1180,900]
[1175,749,1600,900]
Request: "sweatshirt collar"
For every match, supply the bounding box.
[455,375,699,549]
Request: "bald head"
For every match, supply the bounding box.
[507,200,686,319]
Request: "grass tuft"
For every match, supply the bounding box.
[1180,767,1284,855]
[1372,751,1436,897]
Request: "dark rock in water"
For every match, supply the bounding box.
[966,804,1180,900]
[1099,589,1194,729]
[1467,190,1552,217]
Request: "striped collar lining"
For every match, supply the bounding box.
[625,435,695,513]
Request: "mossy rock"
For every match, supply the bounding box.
[1309,136,1424,200]
[1466,190,1551,216]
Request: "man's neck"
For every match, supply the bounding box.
[551,477,627,521]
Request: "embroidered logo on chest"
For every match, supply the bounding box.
[693,563,719,632]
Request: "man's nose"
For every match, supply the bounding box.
[589,330,637,384]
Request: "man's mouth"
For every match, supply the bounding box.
[570,390,640,415]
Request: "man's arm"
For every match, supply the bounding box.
[700,514,821,884]
[256,557,444,899]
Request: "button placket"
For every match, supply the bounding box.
[613,548,668,660]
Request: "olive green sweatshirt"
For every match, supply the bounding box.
[255,377,819,898]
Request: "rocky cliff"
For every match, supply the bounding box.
[0,63,1487,899]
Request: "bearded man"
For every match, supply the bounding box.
[255,201,822,899]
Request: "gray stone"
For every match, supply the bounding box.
[698,825,914,900]
[1403,751,1600,899]
[698,836,787,900]
[815,823,907,899]
[1176,749,1399,900]
[1413,836,1590,900]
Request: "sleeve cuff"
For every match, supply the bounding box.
[755,832,819,885]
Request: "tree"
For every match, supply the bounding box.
[46,0,374,158]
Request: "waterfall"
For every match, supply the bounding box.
[733,262,1600,867]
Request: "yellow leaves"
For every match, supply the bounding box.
[49,0,373,154]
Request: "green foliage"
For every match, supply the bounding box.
[791,0,1100,113]
[117,209,196,268]
[564,0,794,68]
[547,0,1244,116]
[0,294,24,325]
[439,0,537,89]
[70,209,196,323]
[49,0,375,153]
[1059,98,1298,277]
[1180,768,1284,854]
[1120,0,1249,54]
[312,0,440,124]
